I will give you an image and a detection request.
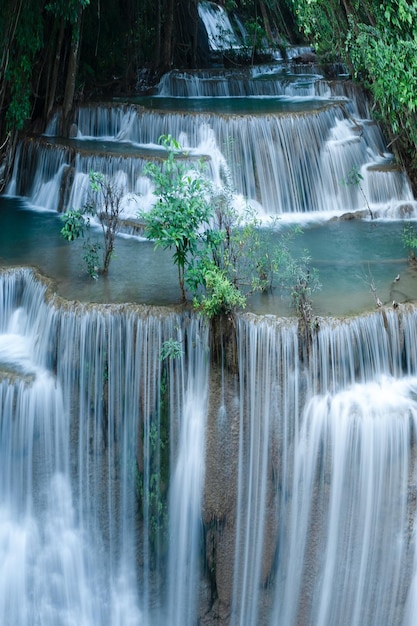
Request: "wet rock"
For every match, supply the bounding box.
[331,209,368,221]
[293,52,317,64]
[69,123,78,137]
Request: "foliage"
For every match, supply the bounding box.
[345,16,417,157]
[61,205,100,279]
[60,208,87,241]
[341,164,373,218]
[87,171,124,272]
[243,14,278,61]
[140,135,214,302]
[159,338,184,361]
[45,0,90,24]
[3,0,43,132]
[342,164,363,188]
[193,264,246,318]
[188,189,278,293]
[82,241,101,280]
[60,170,124,277]
[136,365,170,561]
[141,134,321,321]
[277,243,321,326]
[188,178,321,320]
[288,0,348,57]
[290,0,417,175]
[402,223,417,261]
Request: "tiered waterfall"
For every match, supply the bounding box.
[1,31,417,626]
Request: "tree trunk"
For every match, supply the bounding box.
[161,0,174,70]
[62,10,83,134]
[189,0,199,67]
[259,1,273,43]
[154,0,162,68]
[45,19,65,121]
[0,0,24,139]
[178,263,186,303]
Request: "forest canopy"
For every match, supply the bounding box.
[290,0,417,186]
[0,0,417,185]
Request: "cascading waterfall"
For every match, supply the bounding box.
[156,69,331,98]
[7,103,415,219]
[3,31,417,625]
[1,271,417,624]
[226,312,417,626]
[274,378,415,626]
[0,268,209,625]
[166,325,208,626]
[198,1,243,52]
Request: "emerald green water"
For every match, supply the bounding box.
[114,95,341,115]
[1,196,414,316]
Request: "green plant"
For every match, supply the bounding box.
[282,249,321,326]
[61,207,101,279]
[140,135,214,302]
[159,338,184,361]
[275,243,321,324]
[187,178,320,322]
[87,171,124,272]
[342,165,374,219]
[244,17,267,63]
[135,366,170,561]
[82,240,101,280]
[60,170,124,277]
[141,135,321,323]
[402,222,417,261]
[291,0,417,177]
[193,264,246,318]
[188,189,276,293]
[60,208,87,241]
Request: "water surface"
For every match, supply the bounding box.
[1,196,414,316]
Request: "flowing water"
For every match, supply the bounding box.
[2,12,417,623]
[2,269,417,625]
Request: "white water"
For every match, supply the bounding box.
[0,269,209,625]
[6,50,416,221]
[228,313,417,626]
[157,68,330,98]
[2,37,417,626]
[1,268,417,624]
[274,376,415,626]
[198,1,242,51]
[167,320,209,626]
[7,101,416,220]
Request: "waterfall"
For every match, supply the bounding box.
[7,101,415,218]
[157,68,330,98]
[274,377,415,626]
[198,1,242,52]
[1,268,417,624]
[0,268,209,625]
[166,318,209,626]
[3,38,417,624]
[223,313,417,626]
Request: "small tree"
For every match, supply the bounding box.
[60,170,124,278]
[88,171,124,273]
[278,245,321,327]
[184,167,321,321]
[140,135,214,302]
[402,222,417,262]
[141,135,321,323]
[192,264,246,318]
[342,165,374,219]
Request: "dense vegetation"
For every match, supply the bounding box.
[0,1,297,138]
[290,0,417,188]
[139,135,320,325]
[0,0,416,187]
